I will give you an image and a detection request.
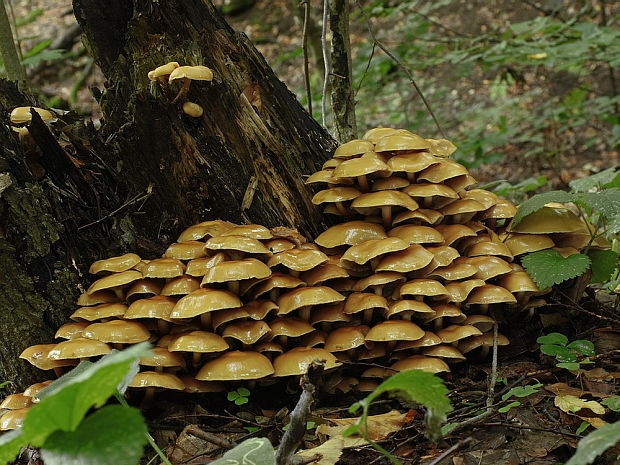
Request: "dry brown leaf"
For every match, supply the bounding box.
[318,410,411,441]
[554,395,605,415]
[577,416,608,429]
[297,437,345,465]
[546,383,589,398]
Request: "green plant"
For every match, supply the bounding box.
[565,420,620,465]
[537,332,595,371]
[227,387,251,406]
[498,383,543,413]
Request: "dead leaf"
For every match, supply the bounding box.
[318,410,411,441]
[297,437,345,465]
[554,396,605,415]
[577,416,608,429]
[546,383,588,398]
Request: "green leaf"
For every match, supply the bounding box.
[565,420,620,465]
[235,397,249,406]
[557,362,582,371]
[209,438,275,465]
[567,340,596,357]
[501,384,542,401]
[537,333,569,346]
[569,168,619,192]
[601,396,620,412]
[237,387,251,397]
[498,401,521,413]
[441,423,458,436]
[0,381,11,389]
[540,345,578,362]
[512,190,576,226]
[588,250,619,284]
[0,430,29,464]
[522,250,591,289]
[244,427,260,433]
[576,422,590,435]
[40,406,147,465]
[578,189,620,233]
[227,391,240,401]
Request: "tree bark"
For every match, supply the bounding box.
[0,0,336,389]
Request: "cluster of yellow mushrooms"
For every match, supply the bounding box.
[1,127,600,431]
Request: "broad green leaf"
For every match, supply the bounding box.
[557,362,581,371]
[587,250,619,284]
[567,340,595,357]
[565,421,620,465]
[569,168,619,192]
[235,397,249,406]
[498,401,521,413]
[0,430,29,464]
[540,345,577,361]
[537,333,569,346]
[578,189,620,233]
[40,406,147,465]
[501,384,542,401]
[512,190,576,225]
[209,438,275,465]
[601,396,620,412]
[522,250,591,289]
[237,387,251,397]
[227,391,240,401]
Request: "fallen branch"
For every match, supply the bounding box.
[427,437,472,465]
[185,424,237,450]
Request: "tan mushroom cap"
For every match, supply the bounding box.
[441,198,486,217]
[48,338,112,360]
[147,61,180,80]
[163,241,207,260]
[241,300,278,320]
[387,152,439,174]
[392,208,444,226]
[129,371,185,390]
[388,225,443,245]
[436,324,483,343]
[255,341,285,356]
[344,293,388,314]
[219,224,273,240]
[23,380,53,398]
[395,331,442,350]
[391,355,450,374]
[366,320,425,342]
[168,331,229,353]
[423,345,466,360]
[197,351,274,380]
[205,236,270,255]
[334,140,375,159]
[140,347,186,368]
[374,133,431,152]
[302,264,349,286]
[333,152,391,178]
[351,190,419,213]
[363,127,401,142]
[341,237,409,265]
[426,138,457,157]
[309,302,351,325]
[502,233,555,256]
[70,303,128,322]
[161,276,201,297]
[143,258,186,279]
[55,322,90,340]
[552,231,610,250]
[19,344,76,370]
[168,65,214,83]
[375,244,434,273]
[324,326,369,351]
[180,376,226,393]
[125,296,177,321]
[399,279,448,299]
[277,286,345,315]
[223,320,271,345]
[0,394,32,410]
[553,246,581,257]
[177,220,236,242]
[404,182,458,200]
[89,253,142,275]
[171,289,241,318]
[268,317,314,337]
[211,307,250,330]
[466,285,517,306]
[268,249,328,272]
[417,159,469,183]
[498,271,540,293]
[305,169,347,186]
[424,304,466,323]
[76,290,120,307]
[353,272,406,292]
[202,258,271,285]
[446,174,478,192]
[264,239,297,253]
[508,206,585,234]
[461,189,500,210]
[467,256,512,280]
[273,347,340,376]
[463,315,496,333]
[185,253,229,277]
[87,270,142,294]
[315,221,387,248]
[435,224,477,246]
[126,279,163,302]
[466,240,514,260]
[373,176,411,191]
[10,107,54,125]
[426,245,461,268]
[82,320,150,344]
[445,280,486,303]
[0,408,29,431]
[323,159,341,169]
[252,273,305,298]
[459,333,509,353]
[300,330,327,349]
[385,299,434,318]
[429,261,477,281]
[482,199,518,219]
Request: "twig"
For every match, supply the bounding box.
[320,0,330,128]
[480,422,583,439]
[78,186,153,230]
[446,409,498,435]
[486,322,499,408]
[300,0,313,115]
[354,0,445,137]
[185,424,237,450]
[354,41,376,96]
[427,437,473,465]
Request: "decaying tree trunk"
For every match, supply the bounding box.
[0,0,336,388]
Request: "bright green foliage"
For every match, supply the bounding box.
[537,333,568,346]
[537,333,595,371]
[565,421,620,465]
[578,189,620,234]
[209,438,275,465]
[601,396,620,413]
[522,250,591,290]
[227,387,251,406]
[511,190,576,226]
[569,168,620,192]
[498,401,521,413]
[588,250,619,283]
[501,384,543,402]
[576,422,590,435]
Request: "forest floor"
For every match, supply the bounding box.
[6,1,620,464]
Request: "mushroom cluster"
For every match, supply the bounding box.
[2,128,603,426]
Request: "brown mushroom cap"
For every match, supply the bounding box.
[164,241,208,260]
[251,272,305,299]
[375,244,434,273]
[315,221,387,248]
[498,271,540,293]
[222,320,271,345]
[334,140,375,159]
[180,376,226,393]
[23,380,53,398]
[482,199,517,220]
[142,258,186,279]
[268,317,314,337]
[351,190,419,214]
[466,285,517,306]
[277,286,345,315]
[365,320,425,342]
[89,253,142,275]
[353,271,406,292]
[76,290,121,307]
[429,261,477,281]
[399,279,448,299]
[185,253,229,276]
[391,355,450,374]
[82,320,151,344]
[312,187,362,206]
[171,289,242,319]
[0,408,29,431]
[264,238,297,253]
[424,304,466,324]
[70,303,128,322]
[395,331,442,350]
[301,264,349,286]
[19,344,77,371]
[219,224,273,240]
[55,322,90,340]
[463,315,496,333]
[459,333,509,353]
[125,296,177,321]
[344,293,388,315]
[273,347,340,376]
[324,326,369,351]
[502,233,555,256]
[161,276,201,297]
[388,225,444,245]
[375,133,431,152]
[445,279,486,303]
[10,106,54,124]
[147,61,180,80]
[363,127,401,142]
[422,345,466,360]
[467,256,513,280]
[211,307,250,330]
[168,65,214,83]
[332,152,391,179]
[417,159,469,183]
[435,224,477,246]
[465,240,514,260]
[268,249,328,272]
[341,237,409,265]
[177,221,236,242]
[403,183,459,203]
[196,351,274,380]
[385,299,434,318]
[48,338,112,359]
[129,371,185,390]
[387,152,439,174]
[0,394,32,410]
[201,258,271,285]
[168,331,229,353]
[461,189,500,210]
[372,176,410,191]
[309,302,351,325]
[393,208,444,226]
[426,138,457,157]
[508,206,585,234]
[140,347,187,368]
[436,325,483,343]
[240,300,278,321]
[87,270,143,295]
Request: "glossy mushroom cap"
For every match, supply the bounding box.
[168,65,214,83]
[196,351,274,380]
[391,355,450,374]
[171,289,241,318]
[89,253,142,274]
[129,371,185,390]
[83,320,151,344]
[147,61,180,80]
[314,221,386,248]
[273,347,340,376]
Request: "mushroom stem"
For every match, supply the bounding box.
[433,318,443,332]
[369,257,381,271]
[171,77,192,104]
[157,320,170,335]
[479,304,489,314]
[289,270,300,278]
[200,312,212,329]
[386,340,397,352]
[423,197,433,208]
[406,172,416,183]
[156,76,173,99]
[346,348,357,361]
[381,206,393,228]
[479,345,490,359]
[52,367,64,377]
[357,175,370,192]
[362,308,373,324]
[269,289,279,301]
[278,335,289,348]
[142,387,155,408]
[335,202,348,216]
[227,281,240,295]
[192,352,202,368]
[298,306,311,321]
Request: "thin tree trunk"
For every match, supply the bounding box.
[0,0,27,87]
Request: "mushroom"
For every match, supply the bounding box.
[422,345,466,362]
[309,302,351,331]
[372,176,410,191]
[177,220,236,242]
[333,139,374,160]
[365,320,425,352]
[386,152,440,183]
[19,344,77,376]
[171,288,242,329]
[139,347,186,372]
[277,286,345,321]
[351,191,419,228]
[70,303,128,322]
[124,295,179,334]
[393,208,444,227]
[403,183,459,208]
[268,248,329,277]
[374,244,434,273]
[201,258,271,294]
[272,347,340,377]
[82,320,151,348]
[23,380,53,400]
[424,304,466,331]
[251,272,305,301]
[128,371,185,406]
[353,271,406,297]
[385,299,434,321]
[168,330,229,367]
[205,235,270,259]
[465,285,517,313]
[168,65,214,103]
[390,355,450,374]
[344,292,388,324]
[301,264,349,287]
[388,225,444,246]
[125,280,163,303]
[86,270,143,299]
[48,338,112,362]
[196,351,275,383]
[435,224,477,247]
[161,275,201,297]
[76,290,121,307]
[186,252,229,277]
[363,127,402,142]
[314,221,387,249]
[222,320,271,349]
[164,241,208,260]
[180,376,226,394]
[398,279,449,302]
[459,333,509,358]
[332,152,391,192]
[312,187,362,215]
[0,394,33,410]
[324,326,369,360]
[268,317,314,347]
[10,106,54,124]
[426,138,457,157]
[218,224,273,240]
[143,258,186,279]
[147,61,180,97]
[340,237,409,271]
[183,102,204,117]
[440,199,487,224]
[0,408,29,431]
[444,279,486,304]
[508,206,585,234]
[89,253,142,275]
[54,322,90,340]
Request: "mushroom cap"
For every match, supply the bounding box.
[467,256,512,280]
[351,190,419,212]
[312,187,361,205]
[429,261,477,281]
[305,169,350,186]
[180,376,226,393]
[87,270,142,294]
[363,127,401,142]
[206,236,270,254]
[374,133,431,152]
[334,140,375,159]
[441,198,486,217]
[83,320,151,344]
[387,152,440,176]
[185,253,228,276]
[177,221,236,242]
[125,296,177,321]
[273,347,340,376]
[324,326,369,351]
[302,264,349,286]
[48,338,112,359]
[399,279,448,299]
[395,331,442,350]
[0,408,29,431]
[553,246,582,257]
[161,276,201,297]
[0,394,32,410]
[196,351,274,380]
[375,244,434,273]
[503,233,555,256]
[459,333,509,353]
[241,300,278,321]
[388,225,443,245]
[264,239,297,253]
[252,272,305,298]
[373,176,411,191]
[466,285,517,305]
[385,299,434,318]
[89,253,142,275]
[444,279,487,303]
[164,241,207,260]
[418,159,469,183]
[143,258,186,279]
[393,208,444,226]
[129,371,185,390]
[365,320,425,342]
[315,221,387,248]
[19,344,77,370]
[435,224,477,246]
[70,303,128,322]
[125,279,163,302]
[508,206,585,234]
[403,183,459,201]
[309,302,351,325]
[391,355,450,374]
[10,106,54,124]
[211,307,250,330]
[169,330,229,353]
[426,245,461,268]
[341,237,409,266]
[461,189,500,210]
[268,249,328,272]
[147,61,180,80]
[168,65,214,82]
[323,159,342,169]
[498,271,540,293]
[482,199,518,219]
[426,138,457,157]
[171,289,242,318]
[268,317,314,337]
[54,322,90,340]
[223,320,271,344]
[219,224,273,240]
[255,341,285,355]
[23,380,53,398]
[424,303,466,323]
[76,290,120,307]
[344,293,388,314]
[436,325,483,343]
[462,315,496,333]
[353,271,406,292]
[422,345,466,360]
[466,240,514,260]
[140,347,186,368]
[202,258,271,285]
[182,102,204,117]
[333,152,391,178]
[277,286,345,315]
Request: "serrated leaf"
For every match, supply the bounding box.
[537,333,569,346]
[565,420,620,465]
[522,250,591,289]
[40,406,147,465]
[541,345,578,362]
[555,396,605,415]
[588,250,619,283]
[512,190,577,225]
[601,396,620,412]
[578,189,620,233]
[209,438,275,465]
[569,169,620,192]
[567,340,595,357]
[498,401,521,413]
